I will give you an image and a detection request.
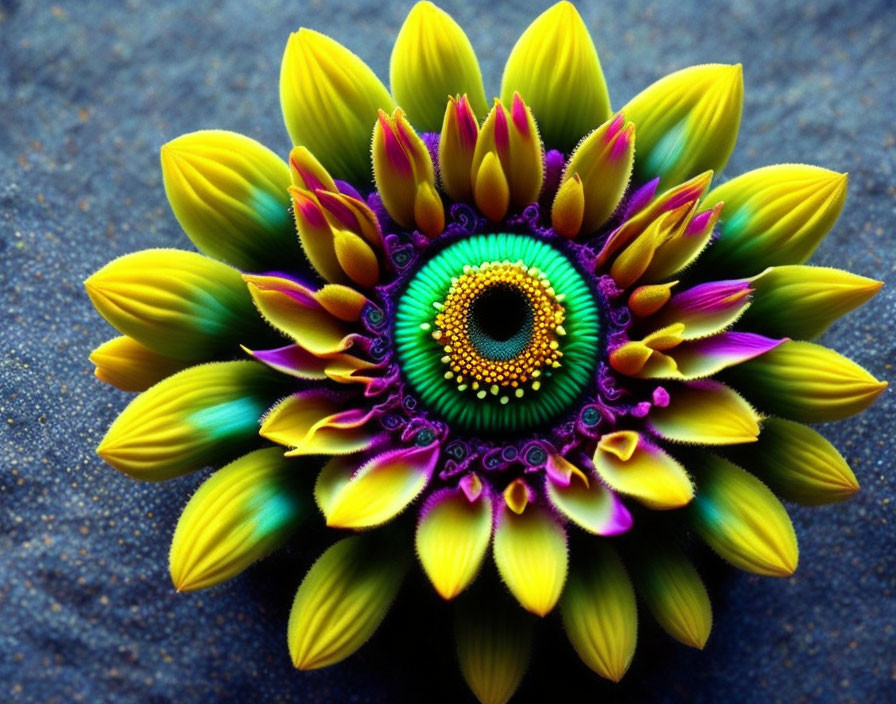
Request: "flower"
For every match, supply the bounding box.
[87,2,886,701]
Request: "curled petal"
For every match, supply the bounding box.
[260,391,378,456]
[501,1,610,151]
[315,189,383,250]
[559,113,635,235]
[85,249,258,361]
[594,431,694,509]
[439,95,480,202]
[315,442,439,529]
[493,494,568,616]
[650,278,753,340]
[416,480,493,599]
[473,151,510,223]
[289,187,345,283]
[743,265,882,339]
[455,587,534,704]
[727,417,859,505]
[390,1,488,131]
[90,336,189,392]
[97,361,278,481]
[623,64,743,188]
[313,283,369,322]
[698,165,848,277]
[641,202,723,281]
[544,455,632,535]
[280,29,394,183]
[610,206,689,289]
[648,380,760,445]
[243,274,355,356]
[160,131,294,270]
[560,543,637,682]
[244,344,376,387]
[633,545,712,649]
[690,453,798,577]
[169,448,305,592]
[288,535,408,670]
[724,340,887,422]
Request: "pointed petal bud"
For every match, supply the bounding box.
[724,340,886,422]
[493,494,568,616]
[551,173,585,238]
[288,145,337,193]
[623,64,743,188]
[594,431,694,509]
[390,1,488,131]
[288,187,346,283]
[169,448,305,592]
[544,455,632,535]
[743,265,882,339]
[560,113,635,235]
[690,454,798,577]
[85,249,258,361]
[501,1,611,151]
[260,390,377,456]
[628,282,677,318]
[245,344,376,387]
[561,543,637,682]
[610,207,686,289]
[373,108,444,236]
[160,131,294,271]
[439,95,480,202]
[333,228,380,288]
[243,274,354,356]
[648,380,760,445]
[727,417,859,505]
[455,587,534,704]
[651,278,753,340]
[288,535,408,669]
[642,202,723,281]
[280,29,394,183]
[315,442,439,529]
[89,336,189,392]
[315,189,383,249]
[698,165,848,277]
[416,480,493,599]
[506,92,544,207]
[632,545,712,649]
[96,361,278,481]
[473,151,510,223]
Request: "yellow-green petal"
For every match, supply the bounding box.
[743,265,882,339]
[85,249,259,362]
[501,1,611,152]
[727,417,859,505]
[648,380,761,445]
[691,453,798,577]
[89,336,190,392]
[724,340,887,423]
[280,29,395,183]
[390,1,488,132]
[169,448,305,592]
[97,361,279,481]
[623,64,743,189]
[698,165,848,278]
[633,544,712,649]
[160,130,295,271]
[288,535,408,670]
[561,543,637,682]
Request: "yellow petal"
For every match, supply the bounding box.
[648,380,761,445]
[551,173,585,239]
[390,2,488,131]
[90,336,189,392]
[594,431,694,509]
[561,543,637,682]
[473,151,510,223]
[439,95,480,203]
[288,535,408,669]
[333,228,380,288]
[169,448,305,591]
[501,1,610,151]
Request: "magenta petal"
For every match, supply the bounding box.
[622,177,660,219]
[674,332,787,377]
[668,279,752,314]
[246,344,323,377]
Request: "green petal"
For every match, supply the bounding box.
[85,249,260,362]
[560,542,637,682]
[690,453,798,577]
[390,1,488,132]
[698,165,847,278]
[280,29,395,183]
[743,265,881,339]
[169,448,306,591]
[724,340,887,423]
[160,131,295,271]
[623,64,743,189]
[96,361,280,481]
[501,2,611,151]
[726,417,859,505]
[288,535,408,670]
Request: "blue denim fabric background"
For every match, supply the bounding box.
[2,0,894,701]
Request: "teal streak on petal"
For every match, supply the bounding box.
[645,120,686,180]
[252,187,292,233]
[190,397,266,440]
[250,486,303,539]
